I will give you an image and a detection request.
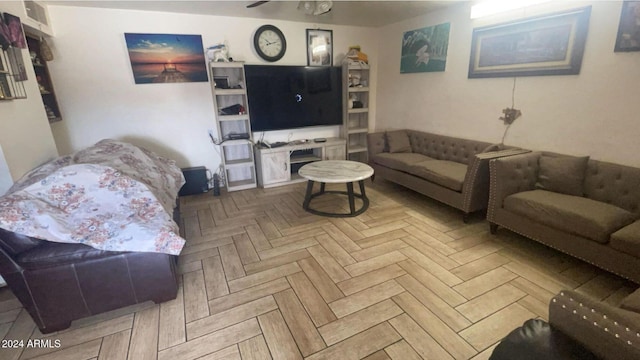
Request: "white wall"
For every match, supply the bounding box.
[0,2,58,183]
[47,5,378,176]
[0,144,13,195]
[375,1,640,167]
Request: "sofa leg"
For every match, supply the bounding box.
[490,223,498,234]
[39,321,72,334]
[462,213,470,223]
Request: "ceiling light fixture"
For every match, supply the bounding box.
[298,1,333,16]
[470,0,552,19]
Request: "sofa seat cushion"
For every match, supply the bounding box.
[407,160,467,192]
[504,190,636,243]
[610,220,640,258]
[372,153,435,173]
[16,242,124,270]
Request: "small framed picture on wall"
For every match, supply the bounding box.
[306,29,333,66]
[614,1,640,52]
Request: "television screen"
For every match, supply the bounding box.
[245,65,342,132]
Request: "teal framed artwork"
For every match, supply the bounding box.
[401,23,450,74]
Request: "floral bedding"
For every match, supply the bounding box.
[0,139,186,255]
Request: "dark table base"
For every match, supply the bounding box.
[302,180,369,217]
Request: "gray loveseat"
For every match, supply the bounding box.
[367,130,527,221]
[488,151,640,283]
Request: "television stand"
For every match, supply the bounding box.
[254,137,346,188]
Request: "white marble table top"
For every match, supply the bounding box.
[298,160,374,183]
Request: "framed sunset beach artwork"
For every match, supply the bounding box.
[124,33,208,84]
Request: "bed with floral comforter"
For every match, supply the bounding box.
[0,139,186,255]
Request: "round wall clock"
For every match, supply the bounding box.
[254,25,287,62]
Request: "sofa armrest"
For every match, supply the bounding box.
[461,149,532,214]
[367,131,387,160]
[549,290,640,360]
[487,152,541,221]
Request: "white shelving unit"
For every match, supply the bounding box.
[342,61,370,163]
[254,138,346,188]
[210,62,257,192]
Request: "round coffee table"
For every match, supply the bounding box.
[298,160,374,217]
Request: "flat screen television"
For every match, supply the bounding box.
[245,65,342,132]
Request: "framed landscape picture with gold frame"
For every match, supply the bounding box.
[468,6,591,78]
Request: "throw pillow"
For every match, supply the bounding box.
[535,155,589,196]
[621,288,640,314]
[386,130,412,153]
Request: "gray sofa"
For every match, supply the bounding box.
[488,151,640,283]
[367,130,528,221]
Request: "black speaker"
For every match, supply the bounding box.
[179,166,208,196]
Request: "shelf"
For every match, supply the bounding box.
[347,145,368,154]
[211,62,257,192]
[221,139,252,146]
[211,61,244,68]
[225,158,255,168]
[215,89,245,95]
[343,59,370,164]
[227,178,257,191]
[26,35,61,119]
[348,63,370,70]
[348,87,369,93]
[348,127,368,134]
[289,174,308,183]
[218,114,250,122]
[290,155,321,164]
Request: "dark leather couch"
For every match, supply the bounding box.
[491,289,640,360]
[0,228,178,333]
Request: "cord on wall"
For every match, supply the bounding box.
[500,77,522,145]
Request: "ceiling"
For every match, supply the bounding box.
[46,1,462,27]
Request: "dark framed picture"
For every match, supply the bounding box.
[614,1,640,52]
[2,13,27,49]
[306,29,332,66]
[468,6,591,78]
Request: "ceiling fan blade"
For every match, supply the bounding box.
[246,1,270,8]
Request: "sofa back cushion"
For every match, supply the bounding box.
[386,130,412,153]
[406,130,491,165]
[0,228,43,256]
[535,155,589,196]
[584,159,640,217]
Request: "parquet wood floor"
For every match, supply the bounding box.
[0,179,637,360]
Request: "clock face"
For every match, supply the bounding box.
[254,25,286,62]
